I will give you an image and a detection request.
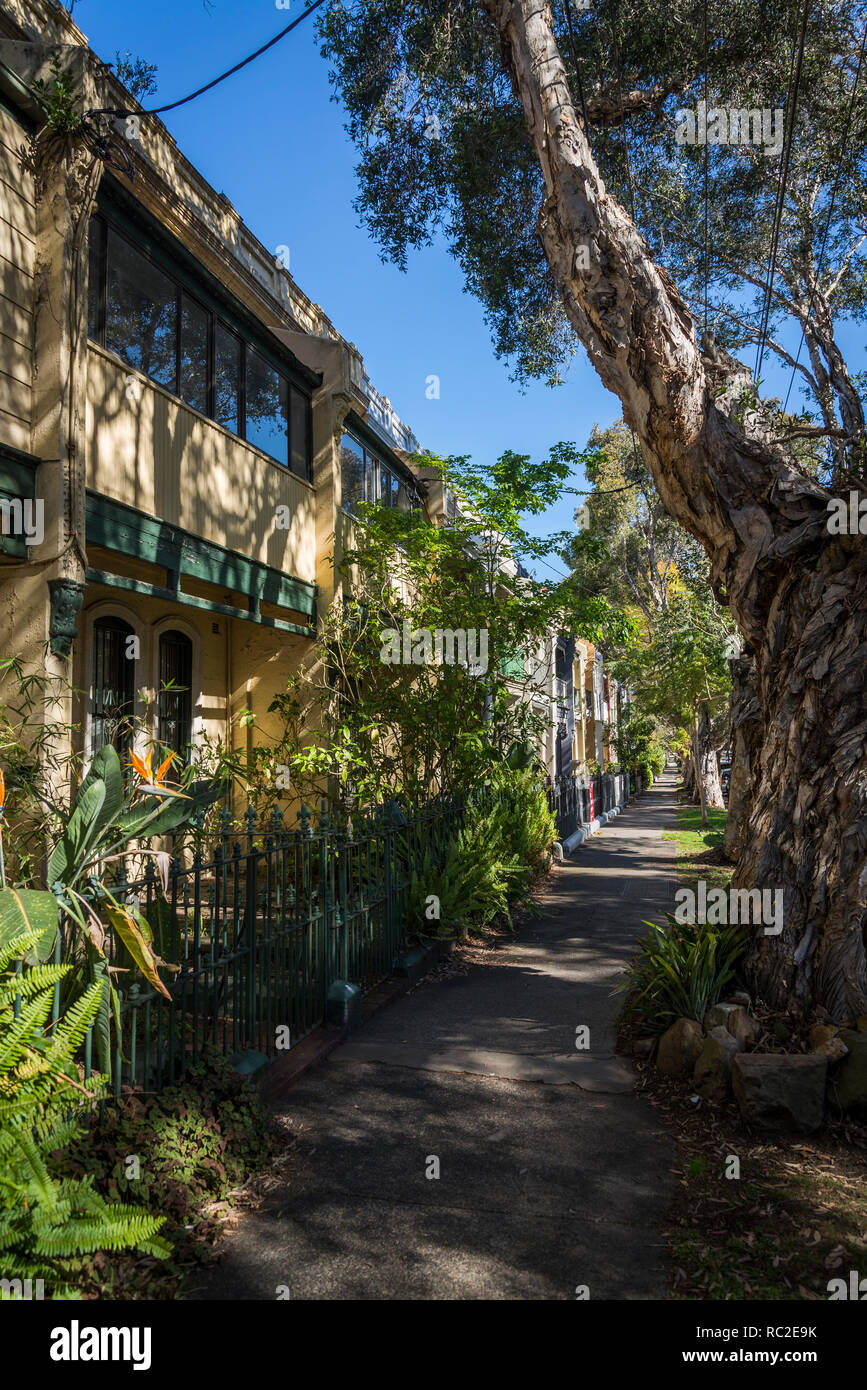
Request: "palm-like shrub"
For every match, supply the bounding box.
[405,770,554,937]
[491,768,556,879]
[406,825,517,937]
[617,914,747,1035]
[0,930,169,1298]
[0,743,220,1081]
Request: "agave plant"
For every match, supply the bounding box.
[617,914,747,1035]
[0,745,220,1077]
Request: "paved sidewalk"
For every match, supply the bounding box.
[187,774,679,1301]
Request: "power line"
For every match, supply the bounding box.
[142,0,325,116]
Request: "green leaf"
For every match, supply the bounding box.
[88,949,112,1080]
[0,888,58,964]
[105,906,171,1000]
[79,745,124,834]
[47,778,107,887]
[116,780,221,842]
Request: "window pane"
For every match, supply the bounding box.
[92,617,135,758]
[214,322,241,434]
[289,386,310,480]
[245,347,289,464]
[87,217,105,342]
[158,630,193,764]
[104,229,177,391]
[341,434,364,511]
[180,295,209,415]
[380,466,398,508]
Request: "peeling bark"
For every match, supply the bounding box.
[724,655,763,864]
[682,753,696,801]
[481,0,867,1017]
[695,703,724,814]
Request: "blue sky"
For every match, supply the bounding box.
[66,0,614,582]
[69,0,862,578]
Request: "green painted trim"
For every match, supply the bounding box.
[0,445,37,498]
[0,531,26,559]
[0,447,36,558]
[0,63,40,133]
[85,490,317,619]
[96,176,322,394]
[500,653,526,681]
[86,569,315,639]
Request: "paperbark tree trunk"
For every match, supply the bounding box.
[694,702,724,815]
[691,738,708,827]
[724,654,763,865]
[482,0,867,1017]
[681,754,695,801]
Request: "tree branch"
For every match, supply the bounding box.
[582,76,688,127]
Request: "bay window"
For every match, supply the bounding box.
[214,322,242,435]
[87,215,312,480]
[340,431,420,515]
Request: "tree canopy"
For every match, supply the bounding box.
[320,0,865,480]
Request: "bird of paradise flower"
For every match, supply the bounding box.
[127,748,190,798]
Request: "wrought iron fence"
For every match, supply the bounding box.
[547,771,632,839]
[64,794,471,1097]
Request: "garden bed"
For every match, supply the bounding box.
[637,1061,867,1299]
[60,1054,288,1299]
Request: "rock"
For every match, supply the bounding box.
[657,1018,705,1076]
[814,1036,849,1064]
[833,1030,867,1116]
[809,1023,839,1050]
[732,1053,827,1132]
[705,1002,737,1031]
[694,1026,741,1102]
[726,991,751,1008]
[705,1001,760,1048]
[633,1037,653,1058]
[855,1015,867,1034]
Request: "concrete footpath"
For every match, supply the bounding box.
[187,774,679,1301]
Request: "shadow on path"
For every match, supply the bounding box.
[186,775,680,1300]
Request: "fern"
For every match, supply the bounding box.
[0,931,170,1297]
[405,772,554,938]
